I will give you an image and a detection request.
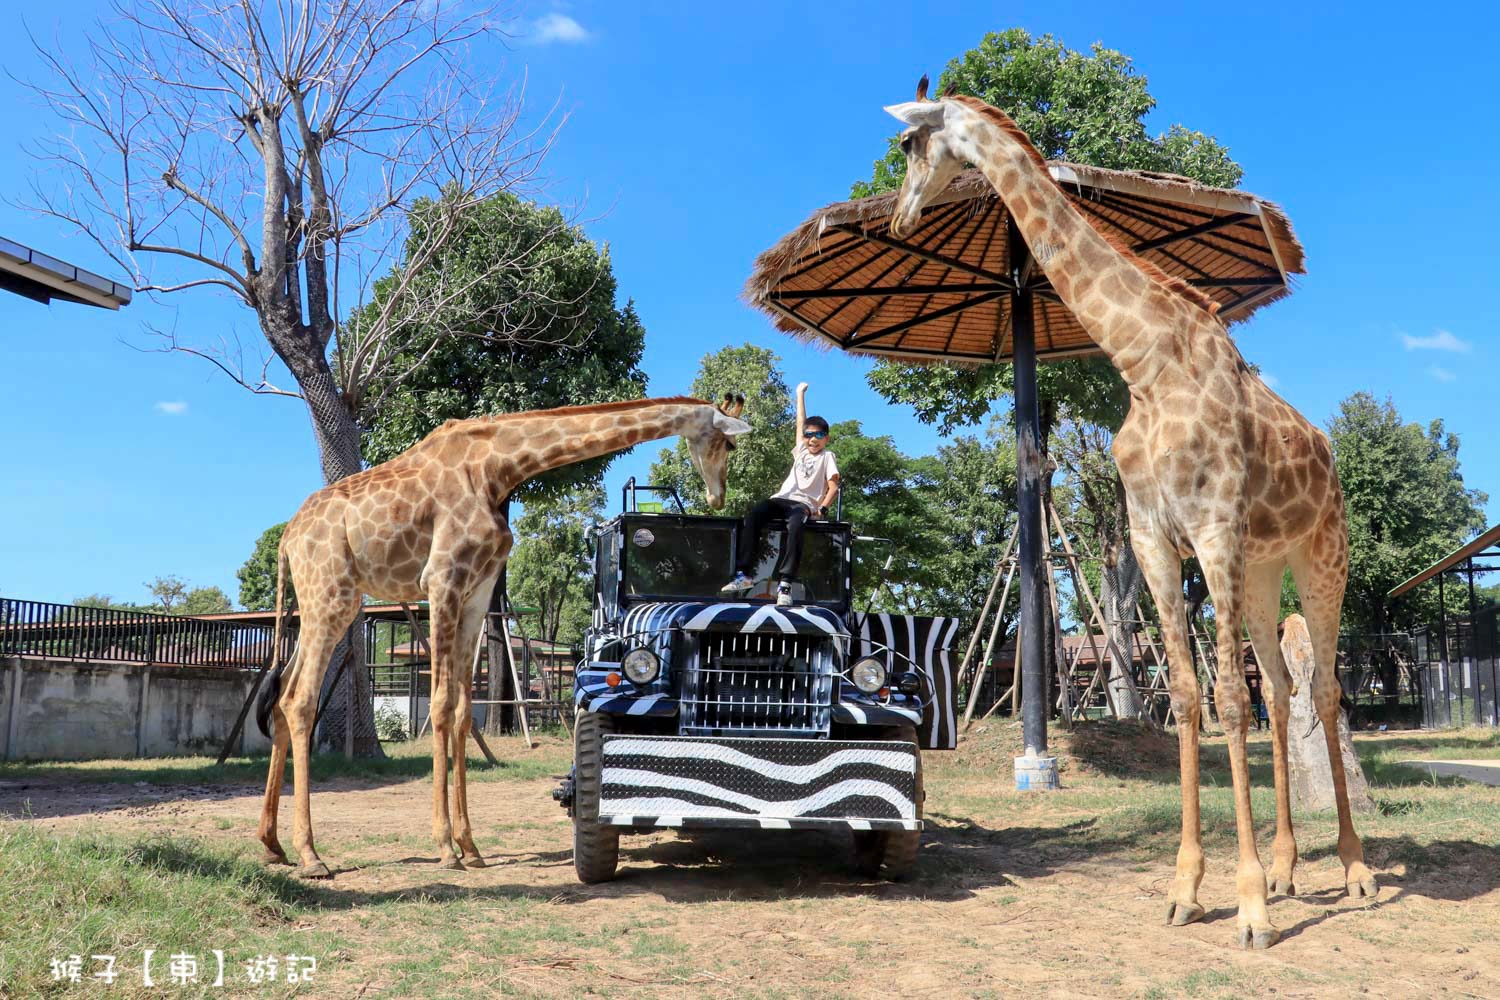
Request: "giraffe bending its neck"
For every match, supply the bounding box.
[886,90,1374,949]
[255,395,751,878]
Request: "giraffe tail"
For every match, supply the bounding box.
[255,544,292,739]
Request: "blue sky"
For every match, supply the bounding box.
[1,2,1496,606]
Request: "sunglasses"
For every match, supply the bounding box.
[803,430,828,439]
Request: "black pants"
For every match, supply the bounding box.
[735,498,810,582]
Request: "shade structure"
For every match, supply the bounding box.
[745,164,1303,364]
[745,161,1305,773]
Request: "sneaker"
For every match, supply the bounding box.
[720,572,754,594]
[776,582,794,608]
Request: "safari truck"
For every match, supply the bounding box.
[554,481,959,883]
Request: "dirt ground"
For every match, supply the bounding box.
[5,725,1500,999]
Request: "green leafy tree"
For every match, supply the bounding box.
[1329,393,1488,635]
[73,594,156,615]
[828,421,946,612]
[508,488,604,648]
[178,587,233,616]
[911,426,1018,630]
[650,345,795,515]
[238,523,293,612]
[358,191,648,500]
[146,575,188,614]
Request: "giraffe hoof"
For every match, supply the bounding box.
[1165,901,1205,926]
[461,853,487,869]
[1347,871,1379,900]
[437,856,466,872]
[296,861,333,880]
[259,850,293,867]
[1236,924,1281,950]
[1269,876,1296,897]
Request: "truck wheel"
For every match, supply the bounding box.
[853,724,923,880]
[572,710,620,884]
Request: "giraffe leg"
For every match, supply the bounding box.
[1245,560,1297,898]
[1290,537,1378,900]
[450,575,498,868]
[1132,529,1205,927]
[255,704,293,866]
[283,613,355,879]
[1197,531,1277,949]
[427,584,465,870]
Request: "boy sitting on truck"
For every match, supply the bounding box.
[721,381,840,607]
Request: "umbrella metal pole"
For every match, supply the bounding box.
[1010,220,1057,791]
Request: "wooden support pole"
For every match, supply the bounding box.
[962,558,1018,729]
[1045,544,1073,729]
[956,524,1018,689]
[496,612,535,749]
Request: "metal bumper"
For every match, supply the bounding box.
[596,734,921,832]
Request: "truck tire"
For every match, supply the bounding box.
[853,724,924,880]
[572,710,620,884]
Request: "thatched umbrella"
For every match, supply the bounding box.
[745,162,1304,769]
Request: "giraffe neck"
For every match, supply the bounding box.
[459,399,710,502]
[944,102,1198,385]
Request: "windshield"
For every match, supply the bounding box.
[617,514,847,609]
[623,519,735,599]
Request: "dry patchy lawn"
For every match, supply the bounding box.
[2,723,1498,998]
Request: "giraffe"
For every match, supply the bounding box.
[882,83,1375,948]
[253,395,752,878]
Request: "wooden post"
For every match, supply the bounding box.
[961,558,1018,729]
[956,525,1018,689]
[1045,547,1073,729]
[497,612,534,749]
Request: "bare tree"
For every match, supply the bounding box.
[25,0,579,755]
[1054,415,1146,720]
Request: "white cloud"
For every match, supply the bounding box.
[1260,373,1280,389]
[1427,366,1456,383]
[1401,329,1471,353]
[530,12,590,44]
[155,401,188,415]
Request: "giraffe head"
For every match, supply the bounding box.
[687,393,751,509]
[884,76,968,238]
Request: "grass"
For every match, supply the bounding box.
[3,723,1498,997]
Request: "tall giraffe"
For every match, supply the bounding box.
[883,85,1375,948]
[254,395,751,878]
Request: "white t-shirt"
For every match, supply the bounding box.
[774,442,839,513]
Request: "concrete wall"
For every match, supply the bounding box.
[0,656,271,761]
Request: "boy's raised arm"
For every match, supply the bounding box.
[794,381,808,456]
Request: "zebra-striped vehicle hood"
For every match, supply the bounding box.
[619,601,847,639]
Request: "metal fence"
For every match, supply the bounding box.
[1411,605,1500,729]
[0,597,287,669]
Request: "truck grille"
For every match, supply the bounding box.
[679,631,835,737]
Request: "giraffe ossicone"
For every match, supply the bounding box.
[886,84,1374,948]
[254,395,750,878]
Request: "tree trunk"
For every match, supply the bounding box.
[1103,540,1146,719]
[484,574,518,735]
[1282,614,1375,814]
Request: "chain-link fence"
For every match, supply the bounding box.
[1411,605,1500,729]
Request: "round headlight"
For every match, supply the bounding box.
[851,656,887,694]
[621,647,660,684]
